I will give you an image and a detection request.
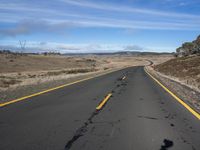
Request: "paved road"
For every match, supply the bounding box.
[0,66,200,150]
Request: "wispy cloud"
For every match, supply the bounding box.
[0,0,199,53]
[1,16,200,38]
[124,45,144,51]
[1,0,200,38]
[60,0,200,19]
[179,2,187,6]
[0,20,76,37]
[0,41,150,53]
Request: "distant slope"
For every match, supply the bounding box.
[63,51,172,56]
[155,55,200,90]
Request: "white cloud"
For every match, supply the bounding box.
[1,17,199,38]
[179,2,187,6]
[0,40,174,53]
[60,0,200,19]
[1,0,200,37]
[124,45,144,51]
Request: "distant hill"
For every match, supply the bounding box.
[0,49,172,56]
[63,51,172,56]
[176,35,200,57]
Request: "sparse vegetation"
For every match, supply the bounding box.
[0,79,21,88]
[0,53,172,103]
[43,52,61,56]
[46,68,98,76]
[0,54,97,73]
[0,52,172,95]
[155,55,200,90]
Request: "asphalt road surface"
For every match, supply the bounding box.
[0,66,200,150]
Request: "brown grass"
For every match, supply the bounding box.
[0,79,21,88]
[155,56,200,77]
[0,53,172,91]
[0,54,97,73]
[46,68,98,76]
[155,55,200,90]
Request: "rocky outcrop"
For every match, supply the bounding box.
[176,35,200,57]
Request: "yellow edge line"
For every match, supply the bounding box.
[0,68,124,108]
[96,93,112,110]
[144,67,200,120]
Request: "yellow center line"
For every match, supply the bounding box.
[96,93,112,110]
[0,76,94,107]
[0,67,128,108]
[144,67,200,120]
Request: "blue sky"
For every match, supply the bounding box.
[0,0,200,53]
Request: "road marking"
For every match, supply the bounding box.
[144,67,200,120]
[122,76,126,80]
[96,93,112,110]
[0,77,95,107]
[0,68,126,108]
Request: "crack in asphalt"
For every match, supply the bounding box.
[137,115,158,120]
[65,110,99,150]
[65,75,128,150]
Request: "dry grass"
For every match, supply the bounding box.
[0,53,172,91]
[0,79,21,88]
[45,68,98,76]
[0,54,97,73]
[155,55,200,90]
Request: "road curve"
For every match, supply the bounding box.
[0,66,199,150]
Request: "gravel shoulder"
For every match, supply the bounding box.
[146,66,200,113]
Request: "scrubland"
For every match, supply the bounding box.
[0,53,172,102]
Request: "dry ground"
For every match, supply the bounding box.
[0,53,172,102]
[0,54,172,90]
[154,55,200,92]
[0,54,98,73]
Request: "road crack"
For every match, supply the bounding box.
[65,110,99,150]
[65,75,127,149]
